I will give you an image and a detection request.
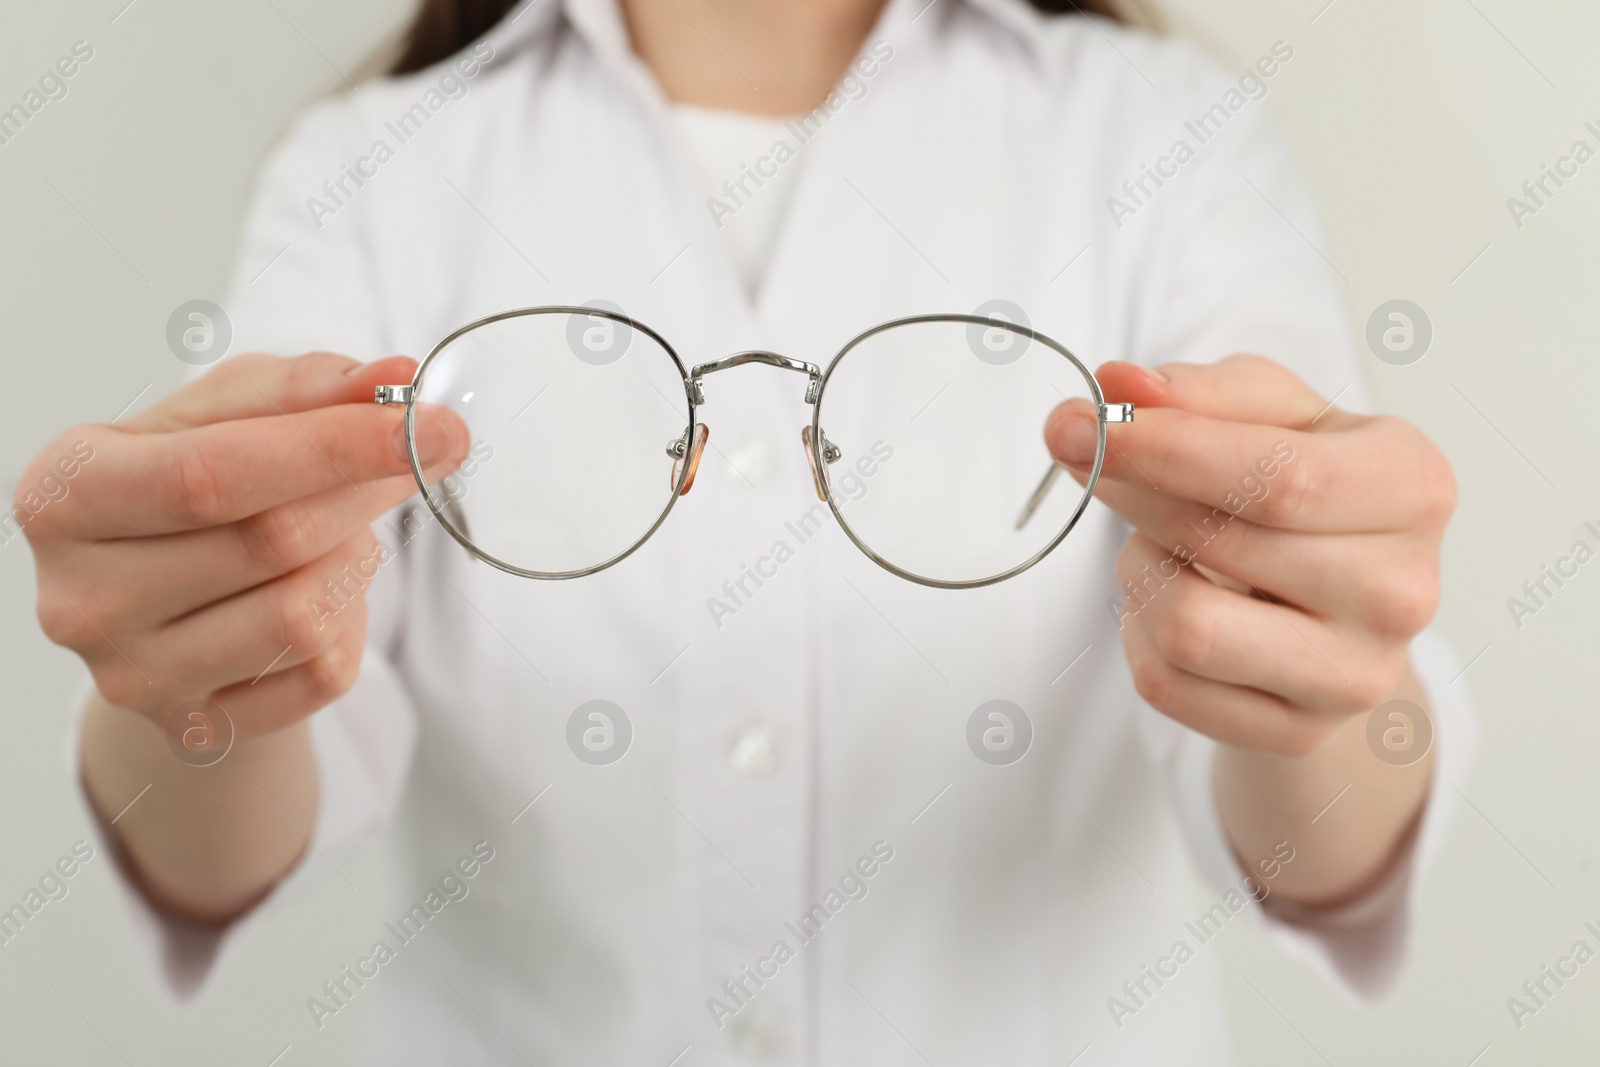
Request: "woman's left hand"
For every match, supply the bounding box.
[1045,354,1456,757]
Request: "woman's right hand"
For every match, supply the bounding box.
[20,351,469,743]
[22,351,470,921]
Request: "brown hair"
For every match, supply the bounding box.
[392,0,1152,75]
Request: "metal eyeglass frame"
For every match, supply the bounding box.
[375,306,1134,590]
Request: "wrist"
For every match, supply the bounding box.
[1213,668,1434,908]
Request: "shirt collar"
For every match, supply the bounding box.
[960,0,1054,60]
[478,0,1056,76]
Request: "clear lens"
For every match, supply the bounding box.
[410,308,691,576]
[814,317,1099,586]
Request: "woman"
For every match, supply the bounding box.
[23,0,1471,1062]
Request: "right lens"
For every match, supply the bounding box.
[408,307,692,577]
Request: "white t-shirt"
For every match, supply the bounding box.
[669,104,811,296]
[82,0,1477,1063]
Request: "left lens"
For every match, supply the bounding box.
[813,316,1101,587]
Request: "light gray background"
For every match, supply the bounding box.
[2,0,1596,1063]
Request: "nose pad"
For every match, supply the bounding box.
[669,423,710,495]
[799,426,840,501]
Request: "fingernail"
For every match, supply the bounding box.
[344,360,368,377]
[390,421,411,464]
[1109,360,1166,383]
[413,409,453,465]
[392,410,453,465]
[1050,408,1098,467]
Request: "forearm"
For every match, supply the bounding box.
[80,693,318,926]
[1212,666,1433,908]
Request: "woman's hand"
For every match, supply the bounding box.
[23,352,468,737]
[1046,355,1454,904]
[19,351,468,921]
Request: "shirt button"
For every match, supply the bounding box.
[728,725,779,778]
[729,1003,788,1058]
[720,436,775,488]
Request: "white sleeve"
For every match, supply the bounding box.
[75,95,421,999]
[1127,53,1480,1001]
[1152,632,1477,1001]
[1131,47,1370,410]
[222,96,390,360]
[71,600,418,998]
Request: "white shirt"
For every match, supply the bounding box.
[93,0,1479,1063]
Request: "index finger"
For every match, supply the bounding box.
[1094,355,1341,429]
[123,353,421,433]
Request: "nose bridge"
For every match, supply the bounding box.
[688,350,822,405]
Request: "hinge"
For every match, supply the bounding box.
[375,385,414,405]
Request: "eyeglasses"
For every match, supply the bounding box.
[374,305,1132,589]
